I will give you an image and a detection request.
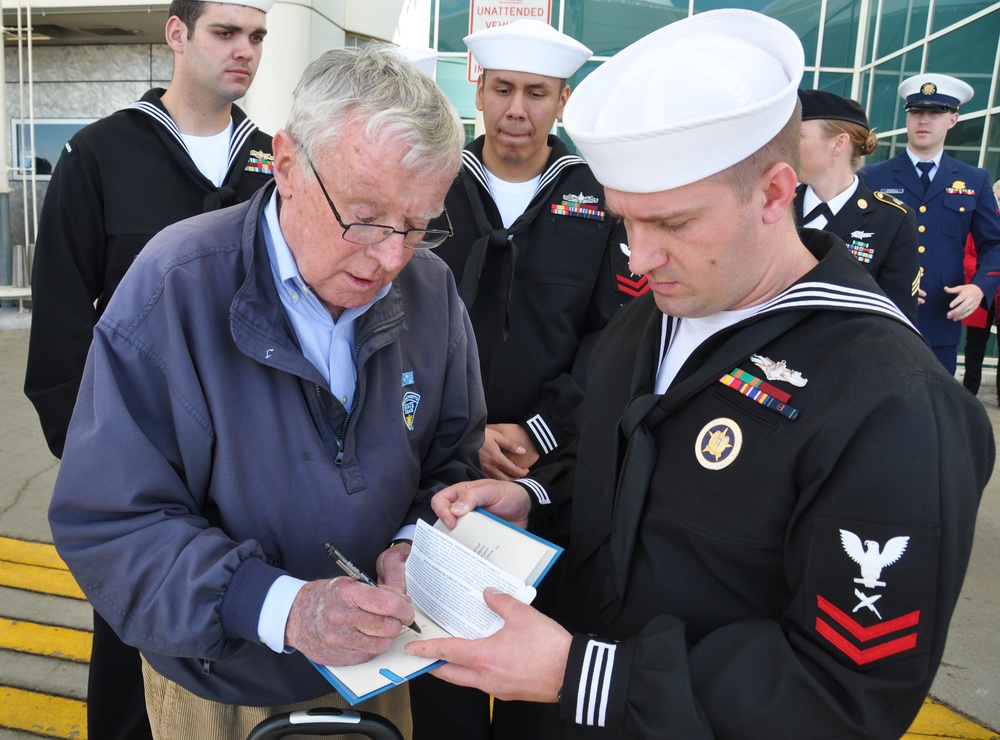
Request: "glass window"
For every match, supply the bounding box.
[985,115,1000,179]
[438,0,471,53]
[821,0,861,68]
[436,55,479,120]
[867,51,923,135]
[814,73,855,100]
[8,118,93,180]
[933,0,996,33]
[694,0,772,11]
[563,1,685,56]
[945,116,986,167]
[925,13,1000,115]
[864,0,879,66]
[870,132,908,164]
[874,0,930,58]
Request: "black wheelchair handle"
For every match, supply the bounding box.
[246,707,404,740]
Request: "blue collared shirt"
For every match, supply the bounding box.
[256,190,391,653]
[261,191,391,409]
[906,147,943,182]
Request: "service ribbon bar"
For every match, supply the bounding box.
[551,202,606,221]
[720,370,800,421]
[245,155,275,175]
[729,367,791,403]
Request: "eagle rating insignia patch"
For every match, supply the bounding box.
[808,519,933,669]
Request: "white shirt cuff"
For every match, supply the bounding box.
[393,524,416,542]
[257,574,308,653]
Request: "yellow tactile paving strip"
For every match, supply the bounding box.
[0,537,996,739]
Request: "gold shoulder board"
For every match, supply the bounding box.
[874,190,908,213]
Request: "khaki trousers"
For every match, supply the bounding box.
[141,657,412,740]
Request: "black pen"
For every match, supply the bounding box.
[324,542,421,634]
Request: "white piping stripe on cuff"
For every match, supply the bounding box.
[576,640,615,727]
[526,414,557,454]
[517,477,550,505]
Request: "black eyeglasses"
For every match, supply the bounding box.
[304,156,453,250]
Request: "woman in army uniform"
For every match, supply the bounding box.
[795,88,920,321]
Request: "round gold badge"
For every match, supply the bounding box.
[695,418,743,471]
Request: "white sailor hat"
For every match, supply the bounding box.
[899,74,973,113]
[563,9,804,194]
[464,19,592,79]
[390,46,438,77]
[208,0,274,12]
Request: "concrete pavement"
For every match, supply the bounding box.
[0,311,998,738]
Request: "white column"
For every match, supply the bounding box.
[243,0,323,135]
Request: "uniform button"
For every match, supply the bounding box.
[341,396,348,405]
[960,207,966,212]
[919,205,927,213]
[918,225,926,232]
[918,246,926,253]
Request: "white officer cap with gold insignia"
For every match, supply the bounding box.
[464,19,592,79]
[390,46,438,77]
[562,9,804,193]
[209,0,275,12]
[898,74,973,113]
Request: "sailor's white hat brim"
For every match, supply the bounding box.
[563,9,804,193]
[465,19,592,79]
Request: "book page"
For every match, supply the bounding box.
[434,509,559,585]
[315,511,561,704]
[407,518,535,639]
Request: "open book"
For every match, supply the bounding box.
[311,510,563,705]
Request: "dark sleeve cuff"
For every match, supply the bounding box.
[559,633,631,732]
[521,412,559,460]
[219,556,287,643]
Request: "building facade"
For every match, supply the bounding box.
[2,0,998,269]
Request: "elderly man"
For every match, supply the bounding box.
[862,73,1000,374]
[405,10,992,739]
[26,1,273,735]
[48,45,484,738]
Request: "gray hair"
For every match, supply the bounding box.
[286,43,464,181]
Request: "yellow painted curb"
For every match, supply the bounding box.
[0,618,91,663]
[0,536,69,571]
[0,560,86,600]
[0,684,86,739]
[904,698,999,739]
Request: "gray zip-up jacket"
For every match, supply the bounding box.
[48,182,487,705]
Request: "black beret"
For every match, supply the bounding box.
[798,89,869,129]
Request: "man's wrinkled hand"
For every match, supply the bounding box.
[284,577,415,666]
[376,542,411,592]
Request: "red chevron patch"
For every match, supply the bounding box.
[815,595,920,665]
[617,274,650,297]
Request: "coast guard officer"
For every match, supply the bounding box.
[863,73,1000,373]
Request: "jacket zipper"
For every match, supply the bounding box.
[322,315,405,467]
